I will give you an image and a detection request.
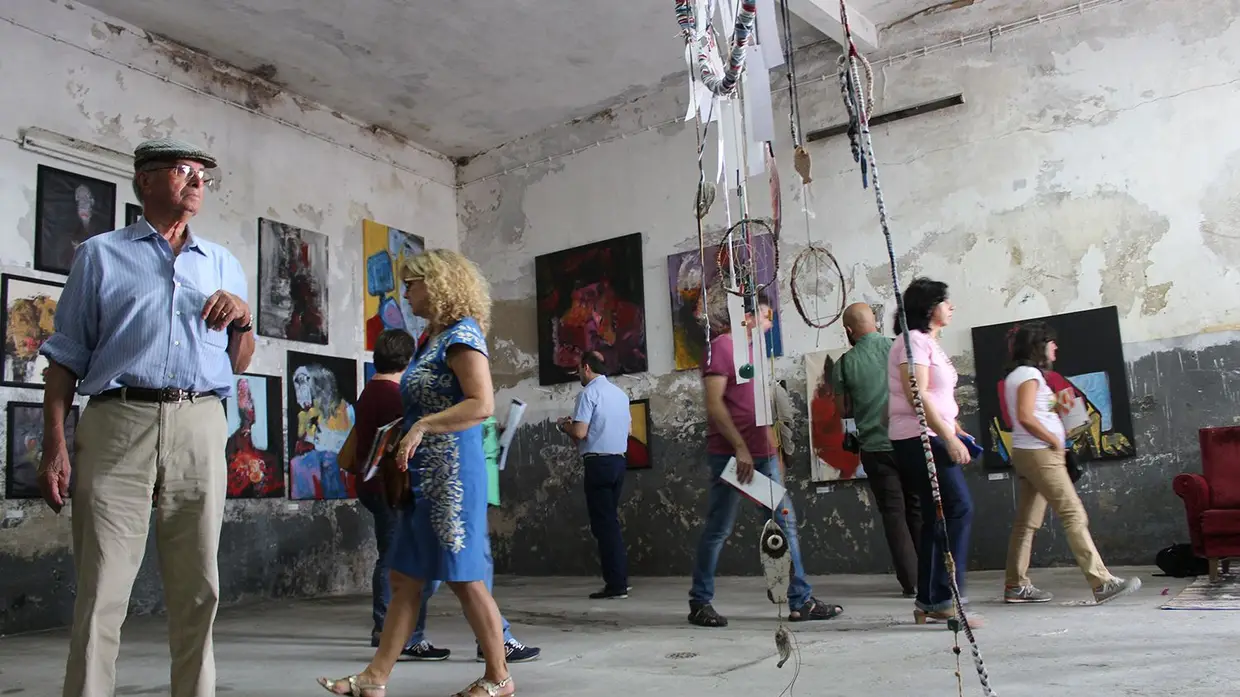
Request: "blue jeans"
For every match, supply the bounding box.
[689,454,813,610]
[408,546,514,645]
[892,437,974,613]
[359,491,397,634]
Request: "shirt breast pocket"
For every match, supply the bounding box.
[204,327,230,349]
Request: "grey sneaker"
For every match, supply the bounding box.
[1093,576,1141,604]
[1004,585,1054,603]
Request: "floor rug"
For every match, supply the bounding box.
[1160,574,1240,610]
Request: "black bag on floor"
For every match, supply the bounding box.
[1156,543,1208,577]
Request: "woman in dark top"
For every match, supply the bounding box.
[354,330,415,652]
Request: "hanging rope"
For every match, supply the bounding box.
[836,1,997,695]
[675,0,759,96]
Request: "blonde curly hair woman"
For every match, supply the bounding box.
[319,250,514,697]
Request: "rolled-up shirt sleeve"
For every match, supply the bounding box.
[39,243,101,379]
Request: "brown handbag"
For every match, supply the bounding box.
[337,427,359,475]
[378,436,411,509]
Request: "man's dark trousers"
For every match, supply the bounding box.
[861,449,922,594]
[583,453,629,591]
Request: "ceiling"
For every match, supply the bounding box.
[81,0,957,158]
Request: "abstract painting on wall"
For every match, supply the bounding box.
[627,398,652,471]
[125,203,143,226]
[286,350,357,500]
[2,274,64,388]
[362,219,426,351]
[805,347,864,482]
[666,234,784,371]
[224,373,285,499]
[364,361,376,384]
[6,402,78,499]
[35,165,116,275]
[257,218,329,345]
[534,233,647,385]
[972,306,1137,471]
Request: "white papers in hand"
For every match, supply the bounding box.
[497,398,526,471]
[720,457,787,511]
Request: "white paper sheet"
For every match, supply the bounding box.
[755,0,784,68]
[752,323,773,427]
[497,398,527,471]
[721,457,787,510]
[745,47,776,143]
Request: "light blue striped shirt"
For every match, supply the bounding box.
[39,219,247,398]
[571,375,631,456]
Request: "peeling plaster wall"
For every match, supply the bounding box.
[460,0,1240,580]
[0,0,456,635]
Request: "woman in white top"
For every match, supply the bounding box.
[1001,321,1140,605]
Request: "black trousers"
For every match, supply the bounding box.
[861,449,923,593]
[583,454,629,591]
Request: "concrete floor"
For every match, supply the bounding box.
[0,567,1234,696]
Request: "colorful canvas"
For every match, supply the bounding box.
[971,306,1137,471]
[257,218,329,345]
[286,351,357,500]
[627,399,652,470]
[125,203,142,226]
[364,361,376,384]
[224,373,284,498]
[805,347,864,482]
[6,402,78,499]
[666,234,784,371]
[362,219,426,351]
[34,165,116,275]
[2,274,64,388]
[534,233,648,385]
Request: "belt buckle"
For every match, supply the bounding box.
[163,388,191,403]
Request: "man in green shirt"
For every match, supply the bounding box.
[830,303,922,597]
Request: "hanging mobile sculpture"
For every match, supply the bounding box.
[835,1,997,695]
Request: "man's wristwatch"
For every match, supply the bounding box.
[230,312,254,333]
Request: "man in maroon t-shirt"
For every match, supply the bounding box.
[687,284,842,628]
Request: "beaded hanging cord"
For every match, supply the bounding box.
[836,2,998,696]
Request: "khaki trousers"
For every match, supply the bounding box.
[62,396,227,697]
[1004,447,1111,589]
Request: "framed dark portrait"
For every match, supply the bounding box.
[34,165,116,275]
[125,203,143,226]
[6,402,79,499]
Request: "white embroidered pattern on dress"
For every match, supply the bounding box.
[402,319,488,553]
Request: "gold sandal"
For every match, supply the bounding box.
[453,676,514,697]
[316,674,386,696]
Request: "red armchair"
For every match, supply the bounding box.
[1174,426,1240,580]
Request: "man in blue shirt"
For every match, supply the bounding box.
[38,138,253,697]
[558,351,632,600]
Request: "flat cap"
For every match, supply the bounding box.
[133,137,218,170]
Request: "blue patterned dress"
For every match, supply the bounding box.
[390,317,490,583]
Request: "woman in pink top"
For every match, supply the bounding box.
[887,278,976,624]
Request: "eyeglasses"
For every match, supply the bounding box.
[402,276,423,285]
[145,164,218,190]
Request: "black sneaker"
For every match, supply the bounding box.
[476,639,541,663]
[399,641,451,661]
[371,631,381,648]
[589,587,629,599]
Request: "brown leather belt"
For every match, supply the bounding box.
[95,387,216,403]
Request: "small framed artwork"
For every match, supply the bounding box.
[6,402,79,499]
[224,373,286,498]
[627,398,652,470]
[364,361,376,383]
[34,165,117,275]
[125,203,143,226]
[2,274,65,388]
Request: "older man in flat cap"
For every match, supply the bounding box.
[38,138,253,697]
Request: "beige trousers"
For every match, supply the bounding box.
[62,396,227,697]
[1004,447,1111,589]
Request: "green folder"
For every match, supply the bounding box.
[482,416,500,507]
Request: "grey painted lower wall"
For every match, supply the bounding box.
[2,331,1228,637]
[491,332,1235,586]
[0,503,375,636]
